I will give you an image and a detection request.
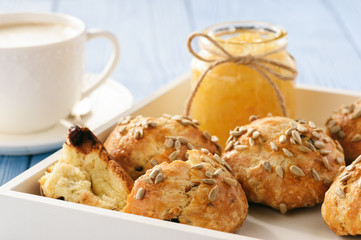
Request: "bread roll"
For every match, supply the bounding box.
[322,155,361,235]
[222,116,345,213]
[104,115,221,180]
[326,100,361,164]
[123,149,248,232]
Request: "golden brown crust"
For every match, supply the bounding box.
[326,100,361,164]
[123,149,248,233]
[39,126,133,211]
[222,116,345,213]
[321,157,361,235]
[104,115,221,180]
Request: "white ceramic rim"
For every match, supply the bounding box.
[0,11,86,50]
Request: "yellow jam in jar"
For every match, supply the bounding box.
[190,22,297,147]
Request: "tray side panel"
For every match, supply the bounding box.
[295,85,359,127]
[0,192,248,240]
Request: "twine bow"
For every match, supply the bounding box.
[185,32,298,117]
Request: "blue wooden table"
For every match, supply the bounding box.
[1,0,361,186]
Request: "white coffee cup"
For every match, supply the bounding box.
[0,12,120,134]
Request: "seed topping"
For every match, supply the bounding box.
[290,165,305,177]
[335,140,343,152]
[339,172,351,182]
[148,121,157,128]
[290,137,297,145]
[118,125,126,133]
[326,119,336,128]
[174,140,181,150]
[320,149,331,155]
[213,154,223,164]
[289,121,297,128]
[308,121,316,128]
[292,130,302,145]
[205,171,213,178]
[304,142,316,151]
[336,157,344,165]
[149,166,162,180]
[177,136,189,144]
[323,137,330,143]
[224,177,238,186]
[338,130,346,138]
[208,185,218,202]
[191,163,204,170]
[224,141,234,151]
[136,188,146,200]
[351,134,361,142]
[282,148,294,158]
[203,131,211,140]
[211,136,219,144]
[297,125,308,133]
[323,177,333,185]
[118,115,132,125]
[223,161,233,172]
[150,159,159,166]
[238,126,247,134]
[352,108,361,119]
[279,135,287,144]
[249,115,260,122]
[134,128,144,139]
[354,155,361,164]
[312,131,321,139]
[285,128,295,136]
[201,148,210,154]
[142,177,153,184]
[279,203,287,214]
[335,187,345,198]
[154,173,166,184]
[169,150,180,162]
[314,141,325,149]
[338,166,345,175]
[346,165,355,172]
[322,157,331,170]
[186,142,195,150]
[249,138,255,146]
[252,131,260,139]
[230,130,243,137]
[202,179,216,185]
[276,166,284,178]
[270,142,279,151]
[235,145,249,151]
[262,161,272,172]
[299,145,311,153]
[213,168,222,178]
[247,128,256,137]
[312,168,321,182]
[329,125,341,134]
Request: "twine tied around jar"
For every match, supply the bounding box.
[185,32,298,117]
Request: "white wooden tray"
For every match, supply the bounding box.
[1,73,360,240]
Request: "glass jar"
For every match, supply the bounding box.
[190,21,297,147]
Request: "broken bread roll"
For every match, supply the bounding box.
[222,116,345,214]
[123,149,248,233]
[104,115,221,180]
[39,125,133,211]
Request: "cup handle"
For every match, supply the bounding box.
[81,29,120,98]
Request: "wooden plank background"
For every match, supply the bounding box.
[1,0,361,185]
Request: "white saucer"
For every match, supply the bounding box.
[0,74,133,156]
